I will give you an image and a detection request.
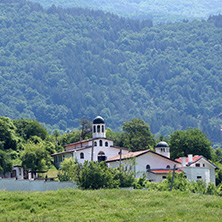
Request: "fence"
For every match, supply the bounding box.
[0,178,77,191]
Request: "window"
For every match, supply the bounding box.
[161,148,165,152]
[97,125,100,133]
[94,141,97,146]
[100,140,103,146]
[98,151,106,162]
[93,125,96,133]
[105,142,108,147]
[166,165,170,169]
[162,176,166,179]
[146,165,150,171]
[102,125,104,132]
[197,176,202,180]
[80,152,84,159]
[203,164,205,167]
[19,168,21,176]
[195,163,200,167]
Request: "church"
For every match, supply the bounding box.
[51,116,129,168]
[52,116,218,184]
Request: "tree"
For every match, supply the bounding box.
[13,119,48,140]
[79,118,92,140]
[0,150,12,175]
[21,142,50,172]
[169,128,212,159]
[121,118,155,151]
[0,117,17,150]
[58,157,80,182]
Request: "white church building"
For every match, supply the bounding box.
[52,116,128,168]
[52,116,219,184]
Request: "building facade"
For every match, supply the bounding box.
[52,116,128,168]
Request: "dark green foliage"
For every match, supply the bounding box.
[0,1,222,143]
[0,150,12,175]
[20,142,50,172]
[58,159,135,189]
[78,161,118,189]
[121,118,155,151]
[13,119,48,140]
[30,0,222,24]
[169,128,213,159]
[0,117,17,150]
[216,169,222,185]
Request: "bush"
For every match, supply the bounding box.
[206,183,218,195]
[78,161,117,189]
[190,179,207,194]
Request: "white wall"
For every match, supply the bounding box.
[184,158,216,184]
[0,179,77,191]
[108,152,181,181]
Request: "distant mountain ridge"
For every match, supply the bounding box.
[30,0,222,23]
[0,0,222,143]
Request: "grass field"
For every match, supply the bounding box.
[0,189,221,221]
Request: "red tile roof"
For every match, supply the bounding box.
[106,150,180,163]
[175,155,202,164]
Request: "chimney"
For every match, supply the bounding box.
[188,154,193,163]
[181,157,186,167]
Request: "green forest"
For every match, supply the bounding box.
[30,0,222,24]
[0,0,222,143]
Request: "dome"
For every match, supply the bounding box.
[156,141,169,148]
[93,116,105,124]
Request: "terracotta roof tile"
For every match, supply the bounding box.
[175,155,202,164]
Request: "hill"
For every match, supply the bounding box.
[0,0,222,142]
[30,0,222,24]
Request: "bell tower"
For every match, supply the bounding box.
[92,116,106,138]
[155,141,170,158]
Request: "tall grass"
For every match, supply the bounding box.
[0,189,221,221]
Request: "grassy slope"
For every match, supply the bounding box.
[0,189,221,221]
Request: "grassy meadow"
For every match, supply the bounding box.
[0,189,221,221]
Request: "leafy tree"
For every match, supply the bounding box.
[0,117,17,150]
[78,161,116,189]
[79,118,92,140]
[13,119,48,140]
[0,150,12,175]
[21,142,50,172]
[169,128,212,159]
[58,157,80,182]
[121,118,155,151]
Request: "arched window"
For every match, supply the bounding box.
[93,125,96,133]
[98,151,106,162]
[100,140,103,146]
[80,152,84,159]
[94,141,97,146]
[102,125,104,132]
[97,125,100,133]
[146,165,150,171]
[166,165,170,169]
[105,142,108,147]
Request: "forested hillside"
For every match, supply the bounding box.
[0,0,222,142]
[30,0,222,23]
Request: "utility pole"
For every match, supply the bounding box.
[169,164,176,191]
[91,139,94,161]
[119,149,122,168]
